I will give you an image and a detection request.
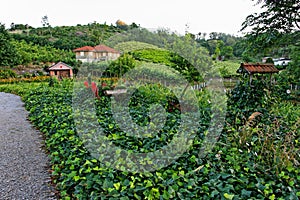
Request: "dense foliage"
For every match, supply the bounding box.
[212,61,240,78]
[10,22,124,50]
[0,23,18,66]
[240,0,299,56]
[130,49,203,82]
[114,41,161,53]
[241,0,300,34]
[240,0,300,93]
[0,74,298,199]
[0,68,17,79]
[19,80,212,199]
[10,39,76,66]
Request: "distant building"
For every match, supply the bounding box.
[73,44,120,63]
[273,58,291,66]
[48,62,73,78]
[262,57,291,66]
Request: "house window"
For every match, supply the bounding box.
[80,52,84,56]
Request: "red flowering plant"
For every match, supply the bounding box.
[83,81,99,99]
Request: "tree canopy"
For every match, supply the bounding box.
[0,23,18,67]
[241,0,300,84]
[240,0,300,59]
[241,0,300,35]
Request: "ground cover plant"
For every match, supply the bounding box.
[0,81,45,96]
[0,74,297,199]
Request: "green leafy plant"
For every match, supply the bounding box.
[2,60,299,199]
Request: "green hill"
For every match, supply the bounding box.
[10,22,126,50]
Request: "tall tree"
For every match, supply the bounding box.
[241,0,300,34]
[0,23,18,67]
[241,0,299,55]
[41,15,50,28]
[241,0,300,85]
[41,15,52,36]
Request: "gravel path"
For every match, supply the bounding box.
[0,92,57,200]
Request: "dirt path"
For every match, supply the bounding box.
[0,92,56,199]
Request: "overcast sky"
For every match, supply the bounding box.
[0,0,262,36]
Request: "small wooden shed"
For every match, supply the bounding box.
[237,63,279,85]
[48,62,73,78]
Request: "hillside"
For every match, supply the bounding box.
[1,21,298,82]
[9,22,129,50]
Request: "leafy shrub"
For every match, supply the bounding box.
[10,39,77,66]
[226,78,274,128]
[5,76,298,199]
[0,76,50,84]
[0,69,17,79]
[130,49,202,82]
[266,57,274,63]
[22,81,222,199]
[104,53,136,77]
[0,82,43,96]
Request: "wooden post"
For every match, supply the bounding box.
[70,69,73,78]
[249,74,253,86]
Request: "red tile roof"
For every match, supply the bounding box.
[73,44,119,53]
[94,45,119,53]
[73,46,94,52]
[238,63,279,74]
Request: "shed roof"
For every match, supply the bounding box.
[48,62,73,70]
[237,63,279,74]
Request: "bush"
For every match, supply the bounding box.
[0,69,17,79]
[5,77,298,199]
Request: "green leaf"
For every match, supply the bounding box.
[287,165,294,172]
[114,182,121,190]
[73,175,80,182]
[224,193,235,200]
[134,193,141,200]
[93,166,100,171]
[269,194,275,200]
[145,180,153,187]
[211,190,219,197]
[108,124,114,129]
[179,170,185,176]
[162,189,170,199]
[241,189,252,197]
[84,160,92,166]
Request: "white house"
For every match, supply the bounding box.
[73,44,120,63]
[273,58,291,67]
